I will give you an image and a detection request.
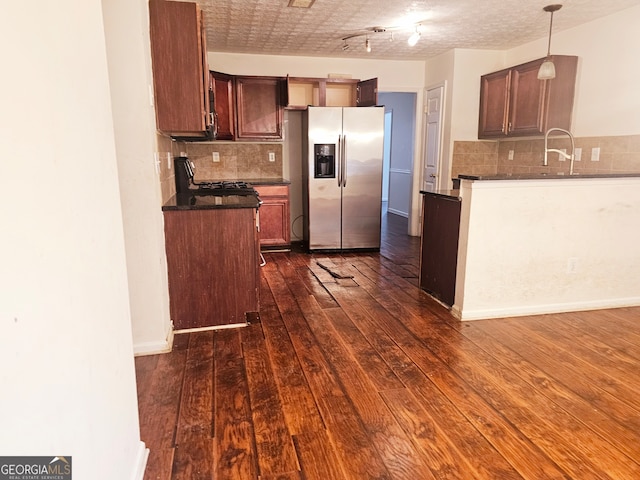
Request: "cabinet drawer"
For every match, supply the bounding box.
[254,185,289,197]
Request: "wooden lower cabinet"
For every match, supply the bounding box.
[419,193,461,307]
[163,207,260,330]
[254,185,291,249]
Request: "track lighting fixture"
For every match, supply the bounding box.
[407,28,421,47]
[340,20,426,53]
[538,4,562,80]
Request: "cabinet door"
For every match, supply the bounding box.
[508,60,546,136]
[478,56,577,139]
[254,185,290,248]
[149,0,210,137]
[356,78,378,106]
[419,194,461,307]
[478,69,510,138]
[235,76,284,140]
[210,71,235,140]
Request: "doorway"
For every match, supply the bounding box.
[379,92,417,219]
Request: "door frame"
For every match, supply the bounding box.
[422,82,447,193]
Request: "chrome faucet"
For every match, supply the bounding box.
[544,127,576,175]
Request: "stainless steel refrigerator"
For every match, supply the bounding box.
[303,106,385,251]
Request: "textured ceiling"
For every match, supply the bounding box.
[191,0,640,60]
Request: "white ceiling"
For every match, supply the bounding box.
[192,0,640,60]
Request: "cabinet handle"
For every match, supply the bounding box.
[508,121,512,132]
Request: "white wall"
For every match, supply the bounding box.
[425,49,505,184]
[506,4,640,137]
[209,52,425,91]
[453,177,640,320]
[0,1,146,479]
[102,0,173,355]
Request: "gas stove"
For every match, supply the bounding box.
[174,157,257,196]
[192,180,256,195]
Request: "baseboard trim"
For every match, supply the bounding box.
[133,327,174,356]
[455,297,640,321]
[387,207,409,218]
[130,441,149,480]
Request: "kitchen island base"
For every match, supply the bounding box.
[163,204,260,330]
[454,175,640,320]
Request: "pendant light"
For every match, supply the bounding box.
[538,4,562,80]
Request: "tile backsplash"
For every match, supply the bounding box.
[451,134,640,186]
[157,138,284,203]
[185,142,283,182]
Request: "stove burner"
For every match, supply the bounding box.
[174,157,257,196]
[197,181,251,190]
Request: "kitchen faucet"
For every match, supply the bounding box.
[544,127,576,175]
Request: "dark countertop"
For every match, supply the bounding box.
[245,177,290,186]
[193,177,291,185]
[162,193,260,211]
[420,189,461,200]
[458,173,640,181]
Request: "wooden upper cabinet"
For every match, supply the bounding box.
[478,55,578,139]
[149,0,211,138]
[235,76,284,140]
[356,78,378,107]
[478,69,511,137]
[209,71,235,140]
[286,76,378,109]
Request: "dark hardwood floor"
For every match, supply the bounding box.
[136,209,640,479]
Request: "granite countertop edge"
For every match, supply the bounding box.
[162,193,261,211]
[420,189,461,199]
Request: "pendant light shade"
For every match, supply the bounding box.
[537,59,556,80]
[538,4,562,80]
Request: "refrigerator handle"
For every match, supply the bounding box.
[342,134,347,187]
[337,135,343,187]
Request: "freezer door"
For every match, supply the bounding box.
[307,107,343,250]
[341,107,384,249]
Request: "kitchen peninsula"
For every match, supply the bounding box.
[426,174,640,321]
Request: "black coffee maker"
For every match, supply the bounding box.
[174,156,194,194]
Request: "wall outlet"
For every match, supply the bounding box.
[268,152,275,162]
[508,150,514,160]
[591,147,600,161]
[212,152,220,163]
[574,147,582,161]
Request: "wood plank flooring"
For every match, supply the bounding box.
[136,210,640,479]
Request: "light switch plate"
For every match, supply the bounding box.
[508,150,514,160]
[591,147,600,161]
[212,152,220,162]
[574,147,582,161]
